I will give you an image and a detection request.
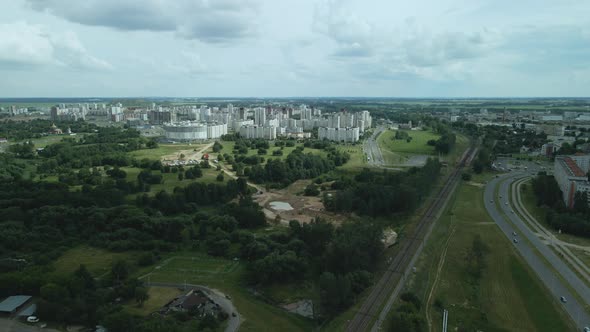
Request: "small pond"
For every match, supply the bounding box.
[269,201,294,211]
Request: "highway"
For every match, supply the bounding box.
[346,147,477,332]
[364,126,385,166]
[485,172,590,330]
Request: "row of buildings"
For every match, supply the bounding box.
[47,102,372,142]
[157,105,370,142]
[434,108,590,124]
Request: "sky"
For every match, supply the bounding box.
[0,0,589,98]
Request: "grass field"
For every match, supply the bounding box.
[400,174,573,332]
[334,144,366,171]
[377,129,440,155]
[53,246,139,277]
[122,166,222,195]
[138,252,313,332]
[129,143,206,161]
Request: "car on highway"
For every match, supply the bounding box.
[513,238,518,243]
[583,327,589,332]
[560,296,567,303]
[505,202,508,205]
[499,195,502,198]
[512,231,517,236]
[490,200,493,203]
[511,210,514,214]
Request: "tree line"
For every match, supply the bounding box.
[325,158,442,217]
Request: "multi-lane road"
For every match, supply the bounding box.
[364,126,385,166]
[485,171,590,330]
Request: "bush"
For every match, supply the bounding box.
[137,253,154,266]
[304,184,320,196]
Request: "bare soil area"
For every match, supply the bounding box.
[253,180,346,225]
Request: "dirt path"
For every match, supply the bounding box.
[426,226,456,332]
[162,142,214,162]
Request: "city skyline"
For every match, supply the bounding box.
[1,0,590,98]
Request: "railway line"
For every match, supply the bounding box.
[346,146,477,332]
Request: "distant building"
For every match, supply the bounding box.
[318,127,359,143]
[149,110,175,125]
[163,122,227,141]
[239,125,277,140]
[254,107,266,126]
[541,115,563,122]
[554,155,590,208]
[540,143,560,157]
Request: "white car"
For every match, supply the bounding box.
[27,316,39,323]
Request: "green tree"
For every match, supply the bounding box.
[111,260,130,283]
[135,286,149,307]
[40,283,69,303]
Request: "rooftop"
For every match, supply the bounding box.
[561,156,587,177]
[0,295,32,313]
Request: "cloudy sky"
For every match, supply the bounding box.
[1,0,589,97]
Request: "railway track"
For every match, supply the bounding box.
[346,147,477,332]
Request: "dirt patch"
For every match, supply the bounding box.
[254,180,346,225]
[161,143,213,165]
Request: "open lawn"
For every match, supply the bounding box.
[335,144,367,171]
[378,129,440,155]
[137,252,313,332]
[400,175,573,332]
[129,143,205,161]
[122,166,222,195]
[53,246,139,277]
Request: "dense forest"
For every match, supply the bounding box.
[324,158,442,217]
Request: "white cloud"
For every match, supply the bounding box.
[0,21,112,70]
[313,0,375,57]
[27,0,259,44]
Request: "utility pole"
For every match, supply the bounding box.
[442,309,448,332]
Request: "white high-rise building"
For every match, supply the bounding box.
[318,127,360,142]
[327,113,340,128]
[239,125,277,140]
[254,107,266,126]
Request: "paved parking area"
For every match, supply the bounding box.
[0,319,59,332]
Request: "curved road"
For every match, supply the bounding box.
[485,172,590,329]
